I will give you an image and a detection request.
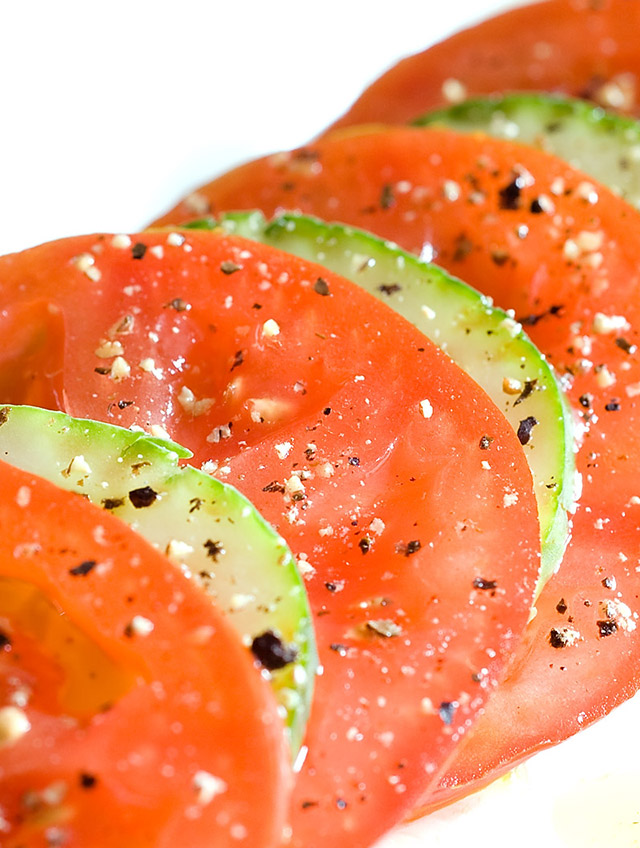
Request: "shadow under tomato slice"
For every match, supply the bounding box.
[167,126,640,812]
[0,460,290,848]
[321,0,640,133]
[0,230,541,848]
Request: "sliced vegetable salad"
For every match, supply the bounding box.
[4,1,640,847]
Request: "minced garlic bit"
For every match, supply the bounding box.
[178,385,215,417]
[166,232,185,247]
[16,486,31,507]
[63,454,92,478]
[95,339,124,359]
[111,234,132,249]
[110,356,131,381]
[595,365,616,389]
[0,705,31,746]
[150,424,172,440]
[369,517,385,536]
[285,475,305,499]
[592,312,629,334]
[262,318,281,338]
[419,399,433,419]
[502,376,522,395]
[275,441,293,459]
[166,539,195,561]
[599,598,637,632]
[441,77,467,103]
[74,252,102,282]
[193,770,227,806]
[126,615,154,637]
[503,490,519,508]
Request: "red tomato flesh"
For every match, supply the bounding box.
[0,460,290,848]
[0,229,541,846]
[325,0,640,131]
[155,126,640,810]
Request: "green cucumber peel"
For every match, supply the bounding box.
[414,93,640,209]
[0,404,316,754]
[184,211,576,599]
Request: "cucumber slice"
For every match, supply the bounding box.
[0,404,316,753]
[414,93,640,210]
[184,211,575,597]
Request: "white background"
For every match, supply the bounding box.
[2,2,640,846]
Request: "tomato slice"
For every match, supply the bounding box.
[324,0,640,131]
[0,459,290,847]
[0,229,541,846]
[157,126,640,811]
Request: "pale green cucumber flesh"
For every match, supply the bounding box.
[186,211,575,597]
[0,404,316,753]
[414,93,640,210]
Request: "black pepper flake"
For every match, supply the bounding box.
[453,233,473,262]
[220,260,241,275]
[517,415,538,445]
[0,630,11,650]
[473,577,498,591]
[579,393,593,409]
[0,407,9,426]
[358,537,371,554]
[262,480,285,493]
[301,800,319,809]
[556,598,568,614]
[530,197,545,214]
[602,576,615,589]
[330,643,348,656]
[549,627,575,648]
[69,560,97,577]
[314,277,331,296]
[323,407,331,415]
[348,456,360,466]
[128,486,158,508]
[252,302,263,309]
[438,701,458,725]
[380,183,396,209]
[605,399,621,411]
[378,283,402,296]
[597,619,618,637]
[514,379,538,406]
[498,175,525,210]
[396,539,421,556]
[165,297,191,312]
[101,497,125,510]
[479,434,493,450]
[325,581,338,592]
[251,630,298,670]
[231,349,244,371]
[490,247,510,266]
[131,242,147,260]
[94,366,111,375]
[203,539,224,560]
[615,337,637,354]
[79,773,97,789]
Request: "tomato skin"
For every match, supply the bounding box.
[0,229,541,846]
[153,127,640,812]
[324,0,640,131]
[0,459,291,848]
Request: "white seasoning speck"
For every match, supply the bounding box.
[166,232,185,247]
[503,490,519,508]
[419,399,433,419]
[193,770,227,806]
[16,486,31,507]
[595,365,616,388]
[150,424,172,440]
[0,706,31,746]
[127,616,154,637]
[149,245,164,259]
[442,77,467,103]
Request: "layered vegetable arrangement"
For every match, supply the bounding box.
[3,0,640,845]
